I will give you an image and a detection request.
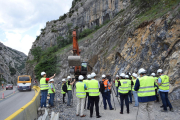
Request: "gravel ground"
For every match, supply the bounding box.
[41,83,180,120]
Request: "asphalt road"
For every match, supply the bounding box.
[0,87,35,120]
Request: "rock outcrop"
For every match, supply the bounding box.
[0,42,27,84]
[26,0,180,99]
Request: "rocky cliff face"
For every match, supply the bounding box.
[27,0,180,99]
[0,42,27,84]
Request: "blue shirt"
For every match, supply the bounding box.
[134,77,156,102]
[79,81,87,90]
[158,76,169,92]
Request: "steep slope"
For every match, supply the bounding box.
[26,0,180,99]
[0,42,27,84]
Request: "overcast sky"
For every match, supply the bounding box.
[0,0,73,55]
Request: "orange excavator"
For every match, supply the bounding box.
[68,30,88,80]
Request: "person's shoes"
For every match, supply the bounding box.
[129,102,132,104]
[96,115,101,118]
[87,108,90,110]
[120,112,123,114]
[104,108,107,110]
[80,115,86,117]
[76,114,79,116]
[116,96,118,97]
[127,111,129,114]
[90,115,92,118]
[110,108,114,110]
[160,105,164,108]
[161,109,168,112]
[170,108,174,112]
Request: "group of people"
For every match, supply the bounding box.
[39,67,173,119]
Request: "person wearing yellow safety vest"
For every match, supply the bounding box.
[113,75,120,97]
[134,68,156,120]
[83,74,91,110]
[125,75,132,104]
[76,75,87,117]
[118,73,133,114]
[151,73,159,102]
[132,73,139,107]
[156,69,174,112]
[61,79,66,104]
[40,72,56,109]
[48,79,55,107]
[88,72,101,118]
[67,76,76,106]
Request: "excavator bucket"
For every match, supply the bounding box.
[68,56,81,66]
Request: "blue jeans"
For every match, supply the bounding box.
[116,87,118,97]
[128,90,132,103]
[102,91,113,109]
[67,90,72,106]
[132,91,139,106]
[159,91,173,111]
[41,90,48,108]
[49,93,55,106]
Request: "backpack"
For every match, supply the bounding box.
[99,81,105,93]
[62,83,68,93]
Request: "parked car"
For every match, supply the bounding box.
[6,84,13,90]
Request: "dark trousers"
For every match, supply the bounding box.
[41,90,48,108]
[159,91,173,111]
[128,90,132,103]
[120,93,129,113]
[63,93,66,103]
[102,92,113,109]
[155,89,159,102]
[89,96,100,116]
[49,93,55,106]
[86,93,91,109]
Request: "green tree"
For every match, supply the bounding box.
[31,47,42,62]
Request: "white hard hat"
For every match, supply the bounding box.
[91,72,96,77]
[151,73,156,76]
[129,73,131,75]
[157,69,163,73]
[78,75,84,80]
[87,74,91,79]
[138,68,146,74]
[116,75,119,78]
[132,73,137,78]
[41,72,46,76]
[67,76,71,79]
[62,79,66,81]
[49,79,54,82]
[102,74,106,78]
[125,75,129,78]
[120,73,125,77]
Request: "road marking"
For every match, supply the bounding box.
[0,90,18,101]
[0,89,6,93]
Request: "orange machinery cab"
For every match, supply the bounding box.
[17,75,32,91]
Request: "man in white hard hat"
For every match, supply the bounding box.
[118,73,132,114]
[67,76,76,106]
[125,75,132,104]
[40,72,56,109]
[83,74,91,110]
[134,68,156,120]
[76,75,87,117]
[113,75,120,97]
[101,74,114,110]
[151,73,159,102]
[132,73,139,107]
[88,72,101,118]
[156,69,174,112]
[61,79,66,104]
[48,79,55,107]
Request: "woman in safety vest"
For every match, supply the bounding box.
[48,79,55,107]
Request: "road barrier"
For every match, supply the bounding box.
[5,86,40,120]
